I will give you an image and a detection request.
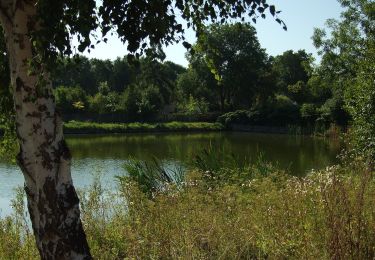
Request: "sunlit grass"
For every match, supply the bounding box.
[63,120,224,134]
[1,158,374,259]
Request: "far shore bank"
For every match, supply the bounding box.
[63,121,225,134]
[1,121,342,137]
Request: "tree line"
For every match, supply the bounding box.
[34,22,348,128]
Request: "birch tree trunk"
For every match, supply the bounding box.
[0,1,92,259]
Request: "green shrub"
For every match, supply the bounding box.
[217,110,252,127]
[287,80,310,104]
[217,95,301,127]
[178,95,209,115]
[266,94,300,125]
[300,103,317,119]
[344,43,375,164]
[88,92,121,114]
[54,86,88,113]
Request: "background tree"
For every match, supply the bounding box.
[178,51,219,110]
[312,0,374,156]
[135,56,174,105]
[271,50,312,100]
[190,23,268,111]
[90,58,114,91]
[0,0,282,258]
[52,56,97,95]
[108,57,132,92]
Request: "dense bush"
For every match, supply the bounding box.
[217,110,253,127]
[158,112,220,123]
[177,95,209,115]
[217,95,300,127]
[344,43,375,163]
[287,80,311,104]
[54,86,88,113]
[264,95,300,125]
[300,103,318,119]
[317,96,349,126]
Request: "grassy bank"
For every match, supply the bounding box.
[1,120,342,137]
[1,156,374,259]
[63,120,224,134]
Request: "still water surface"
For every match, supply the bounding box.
[0,132,341,216]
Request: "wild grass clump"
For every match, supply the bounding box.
[0,188,39,259]
[193,144,278,185]
[78,158,375,259]
[0,157,374,259]
[118,158,185,198]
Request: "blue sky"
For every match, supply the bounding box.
[84,0,343,67]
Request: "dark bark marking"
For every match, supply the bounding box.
[39,146,53,170]
[15,0,25,11]
[17,151,36,184]
[22,83,33,93]
[16,33,25,49]
[43,130,54,144]
[32,123,41,134]
[25,111,41,118]
[38,104,47,112]
[15,76,23,92]
[63,184,80,208]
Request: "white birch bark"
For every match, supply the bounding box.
[0,1,91,259]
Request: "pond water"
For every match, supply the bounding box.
[0,132,341,216]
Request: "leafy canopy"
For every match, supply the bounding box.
[313,0,375,162]
[32,0,285,63]
[191,23,268,109]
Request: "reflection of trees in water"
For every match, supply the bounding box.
[67,133,225,160]
[65,132,340,176]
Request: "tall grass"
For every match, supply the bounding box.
[0,156,374,259]
[0,188,39,259]
[117,158,185,198]
[192,144,278,185]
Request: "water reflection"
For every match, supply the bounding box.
[67,132,341,175]
[0,132,341,216]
